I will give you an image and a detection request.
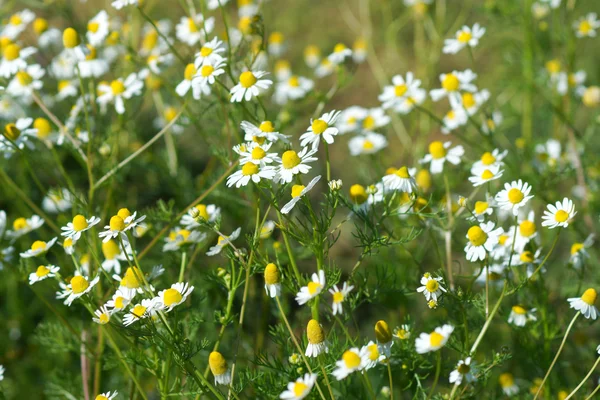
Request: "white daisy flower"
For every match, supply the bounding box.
[574,13,600,38]
[155,282,194,312]
[101,239,130,274]
[415,324,454,353]
[86,11,110,46]
[241,120,290,143]
[449,357,477,385]
[208,0,230,10]
[106,289,133,312]
[123,298,158,326]
[230,70,272,102]
[206,228,241,256]
[314,58,334,78]
[443,23,486,54]
[468,164,504,187]
[209,351,231,385]
[570,234,594,268]
[61,214,101,241]
[441,107,468,134]
[329,281,354,315]
[268,31,286,57]
[494,180,534,216]
[260,220,275,239]
[567,288,598,320]
[62,274,100,306]
[499,373,519,396]
[226,162,276,188]
[194,37,226,67]
[281,176,321,214]
[379,72,425,111]
[7,214,44,239]
[508,305,537,327]
[295,270,326,305]
[92,305,112,325]
[279,373,317,400]
[555,71,586,96]
[469,199,494,222]
[236,141,277,166]
[360,341,385,370]
[180,204,220,228]
[419,141,464,174]
[29,264,60,285]
[20,237,58,258]
[327,43,352,64]
[77,47,109,78]
[6,64,45,102]
[471,149,508,172]
[97,72,144,115]
[305,319,328,357]
[273,75,314,105]
[535,138,562,169]
[336,106,367,133]
[2,10,36,40]
[332,348,363,380]
[175,63,198,97]
[382,166,416,193]
[430,69,478,103]
[275,147,318,183]
[541,197,576,229]
[464,221,503,262]
[112,0,139,10]
[416,273,447,302]
[352,38,367,63]
[394,324,411,340]
[481,111,503,134]
[299,110,341,150]
[1,117,37,155]
[176,14,215,46]
[95,391,118,400]
[264,263,281,298]
[304,45,321,68]
[348,132,388,156]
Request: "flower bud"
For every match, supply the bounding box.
[374,320,392,343]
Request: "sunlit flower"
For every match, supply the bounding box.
[206,228,241,256]
[123,298,158,326]
[332,348,363,380]
[275,147,318,183]
[541,197,576,229]
[495,180,534,216]
[61,274,100,306]
[305,319,328,357]
[299,110,341,150]
[570,234,594,268]
[352,38,367,63]
[226,162,276,188]
[2,9,36,40]
[241,120,290,143]
[574,13,599,38]
[468,164,504,187]
[304,45,321,68]
[568,288,598,319]
[236,141,278,166]
[94,391,118,400]
[279,373,317,400]
[441,107,468,134]
[471,149,508,172]
[86,11,110,46]
[156,282,194,312]
[481,111,503,135]
[281,176,321,214]
[181,204,221,228]
[273,75,314,105]
[20,238,58,258]
[417,273,447,301]
[348,132,388,156]
[97,73,144,114]
[264,263,281,297]
[499,373,519,396]
[329,281,354,315]
[61,214,101,241]
[6,215,44,239]
[430,69,477,103]
[315,58,334,78]
[394,324,411,340]
[209,351,231,385]
[327,43,352,64]
[379,72,425,112]
[1,117,38,155]
[92,305,112,325]
[508,305,537,327]
[230,70,272,102]
[415,324,454,353]
[6,64,45,102]
[465,221,503,262]
[194,37,226,66]
[268,31,286,57]
[29,264,60,285]
[106,289,133,312]
[443,24,486,54]
[419,141,464,174]
[449,357,477,385]
[296,270,325,305]
[176,14,215,46]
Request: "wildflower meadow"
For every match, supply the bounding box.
[1,0,600,398]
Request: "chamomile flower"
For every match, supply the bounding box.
[352,38,367,63]
[98,216,129,243]
[420,141,464,174]
[464,221,503,262]
[1,117,37,154]
[101,239,130,274]
[379,72,424,111]
[94,391,118,400]
[299,110,341,150]
[264,263,281,297]
[574,13,599,38]
[176,64,197,97]
[430,69,477,103]
[348,132,388,156]
[268,32,286,56]
[86,11,110,46]
[61,214,101,241]
[226,162,276,188]
[296,270,326,305]
[156,282,194,312]
[260,220,275,239]
[508,305,537,327]
[29,265,60,285]
[468,164,504,187]
[305,319,328,357]
[0,365,4,381]
[394,325,411,340]
[62,238,75,257]
[181,204,221,228]
[327,42,352,64]
[332,348,363,380]
[443,23,486,54]
[190,56,227,98]
[495,180,534,216]
[2,10,36,40]
[382,166,416,193]
[567,288,598,319]
[97,73,144,115]
[541,197,576,229]
[20,238,58,258]
[275,148,318,183]
[329,282,354,315]
[360,341,385,370]
[206,228,241,256]
[375,320,393,356]
[471,149,508,172]
[281,176,321,214]
[441,107,468,134]
[123,298,158,326]
[241,120,290,143]
[449,358,477,386]
[163,228,206,251]
[481,111,503,134]
[112,0,139,9]
[417,273,447,302]
[78,46,109,78]
[106,289,132,312]
[7,215,44,238]
[6,65,45,102]
[273,75,314,105]
[194,37,226,66]
[230,70,272,102]
[499,373,519,396]
[315,58,334,78]
[570,235,594,268]
[62,274,100,306]
[92,306,112,325]
[279,373,317,400]
[415,324,454,353]
[304,45,321,68]
[176,14,215,46]
[237,141,278,166]
[209,351,231,385]
[360,108,391,132]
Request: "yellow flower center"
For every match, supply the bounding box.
[429,141,446,159]
[520,251,534,263]
[581,288,597,306]
[117,208,131,220]
[13,217,27,230]
[579,20,592,34]
[293,382,308,396]
[396,329,408,339]
[281,150,301,169]
[442,73,459,91]
[446,110,456,120]
[363,116,375,130]
[62,27,79,49]
[349,184,368,204]
[109,215,125,231]
[395,84,408,97]
[342,350,361,368]
[194,204,209,220]
[98,313,109,324]
[9,14,22,26]
[291,185,305,198]
[188,18,199,32]
[264,263,280,285]
[114,296,125,309]
[123,268,142,289]
[480,169,494,180]
[184,63,196,80]
[555,210,569,223]
[499,373,514,388]
[72,215,89,231]
[34,118,52,139]
[200,64,214,77]
[164,107,177,122]
[333,291,344,303]
[467,226,487,246]
[4,123,21,141]
[132,304,147,318]
[96,395,109,400]
[546,59,561,74]
[462,92,476,108]
[457,30,472,43]
[209,351,228,375]
[110,80,125,95]
[363,140,374,150]
[251,146,266,160]
[425,279,439,292]
[311,119,328,135]
[36,265,50,277]
[395,166,410,178]
[571,242,584,255]
[241,162,259,176]
[200,46,213,57]
[507,188,524,204]
[481,152,496,165]
[367,343,380,361]
[288,76,300,87]
[519,220,536,237]
[102,240,120,260]
[259,121,275,132]
[334,43,347,53]
[142,31,158,51]
[16,71,32,86]
[307,319,324,343]
[474,201,488,214]
[239,71,257,88]
[269,31,284,44]
[71,275,90,294]
[429,332,444,347]
[163,288,183,306]
[3,43,19,61]
[31,240,47,252]
[307,281,322,295]
[512,305,527,315]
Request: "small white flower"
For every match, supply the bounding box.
[42,188,74,213]
[20,237,58,258]
[415,324,454,353]
[471,149,508,172]
[6,215,44,239]
[106,289,133,311]
[273,75,314,105]
[379,72,426,112]
[29,264,60,285]
[574,13,600,38]
[92,305,112,325]
[494,180,534,216]
[464,221,503,262]
[327,43,352,64]
[329,281,354,315]
[123,298,159,326]
[299,110,341,150]
[567,288,598,320]
[112,0,138,9]
[61,274,100,306]
[541,197,576,229]
[206,228,241,256]
[86,11,110,46]
[241,120,290,143]
[416,273,447,302]
[348,132,388,156]
[332,348,363,380]
[162,228,206,252]
[468,164,504,187]
[6,64,45,102]
[441,107,468,134]
[420,141,464,174]
[97,73,144,115]
[281,176,321,214]
[296,270,326,305]
[226,162,276,188]
[279,373,317,400]
[430,69,478,103]
[481,111,503,134]
[570,234,594,269]
[360,341,385,370]
[275,147,318,184]
[194,37,226,67]
[155,282,194,312]
[61,215,101,241]
[443,23,486,54]
[508,305,537,327]
[382,166,416,193]
[2,9,36,40]
[176,14,215,46]
[236,141,278,166]
[449,357,477,386]
[230,70,272,102]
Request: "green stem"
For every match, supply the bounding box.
[426,352,442,400]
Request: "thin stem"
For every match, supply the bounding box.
[386,359,394,400]
[443,173,454,289]
[565,356,600,400]
[585,382,600,400]
[318,356,335,400]
[527,230,561,283]
[178,251,187,283]
[426,352,442,400]
[534,312,581,399]
[137,7,186,65]
[276,211,302,284]
[470,281,508,355]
